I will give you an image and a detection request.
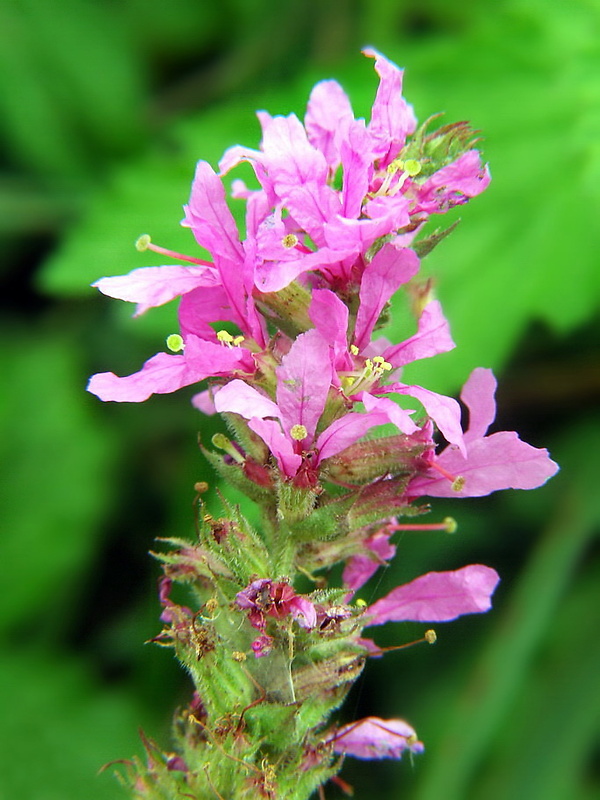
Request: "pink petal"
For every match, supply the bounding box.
[343,529,397,594]
[248,418,302,477]
[276,329,332,440]
[383,300,455,367]
[87,353,197,403]
[316,409,394,462]
[338,118,373,218]
[363,48,417,166]
[460,367,497,442]
[214,379,280,420]
[191,389,217,415]
[305,79,355,169]
[359,393,419,436]
[411,431,559,498]
[331,717,423,760]
[354,244,420,351]
[289,597,317,629]
[182,160,244,265]
[178,285,231,339]
[367,564,500,625]
[93,265,218,316]
[309,289,352,370]
[385,383,465,453]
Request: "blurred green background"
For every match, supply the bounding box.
[1,0,599,798]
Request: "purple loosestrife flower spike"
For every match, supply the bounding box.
[86,48,557,800]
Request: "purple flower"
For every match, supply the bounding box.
[235,579,317,630]
[219,49,489,294]
[329,716,424,760]
[214,328,423,480]
[409,368,559,498]
[366,564,500,625]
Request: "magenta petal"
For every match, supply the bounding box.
[316,409,393,462]
[248,418,302,477]
[363,48,417,165]
[289,597,317,629]
[339,118,373,218]
[87,353,196,402]
[93,265,218,316]
[412,431,559,498]
[386,383,464,452]
[214,379,280,420]
[360,393,419,436]
[182,160,244,265]
[460,367,497,441]
[354,244,420,351]
[305,79,355,169]
[331,717,423,760]
[383,300,455,367]
[309,289,351,370]
[276,329,332,440]
[367,564,500,625]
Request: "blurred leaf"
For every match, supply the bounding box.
[0,650,152,800]
[0,316,118,633]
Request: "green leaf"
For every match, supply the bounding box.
[0,319,118,633]
[0,650,154,800]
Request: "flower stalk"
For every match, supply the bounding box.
[89,48,558,799]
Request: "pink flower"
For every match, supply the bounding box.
[214,329,413,480]
[235,579,317,631]
[329,716,424,760]
[409,367,559,498]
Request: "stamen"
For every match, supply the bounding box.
[429,460,465,491]
[281,233,298,249]
[403,159,422,177]
[290,424,308,441]
[216,330,234,344]
[350,344,359,356]
[387,517,457,534]
[166,333,184,352]
[135,234,213,266]
[368,629,437,656]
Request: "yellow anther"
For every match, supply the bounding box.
[290,424,308,441]
[403,158,422,177]
[341,376,355,391]
[350,344,359,356]
[232,651,247,662]
[443,516,458,534]
[386,159,403,174]
[406,734,418,746]
[135,234,151,251]
[364,358,374,371]
[424,629,437,644]
[372,356,385,364]
[232,335,245,346]
[216,330,234,343]
[282,233,299,249]
[355,598,367,608]
[166,333,184,352]
[451,476,466,492]
[381,361,392,371]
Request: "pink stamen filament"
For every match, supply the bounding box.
[429,460,459,482]
[146,240,213,267]
[387,519,455,533]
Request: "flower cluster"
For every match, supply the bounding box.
[90,50,558,800]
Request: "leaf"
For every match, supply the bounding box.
[0,319,118,633]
